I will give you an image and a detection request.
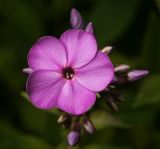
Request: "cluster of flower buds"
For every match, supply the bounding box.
[104,63,149,111]
[54,8,149,146]
[112,64,149,84]
[105,91,124,111]
[57,114,95,146]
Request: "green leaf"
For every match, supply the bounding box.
[21,91,60,116]
[0,120,53,149]
[133,75,160,108]
[89,0,143,45]
[109,52,137,67]
[91,110,132,129]
[0,46,22,91]
[0,0,44,41]
[20,91,62,145]
[21,91,29,101]
[141,10,160,72]
[155,0,160,10]
[82,144,131,149]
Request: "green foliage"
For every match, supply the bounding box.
[141,10,160,72]
[133,75,160,107]
[0,121,53,149]
[91,111,132,129]
[89,0,143,45]
[81,144,131,149]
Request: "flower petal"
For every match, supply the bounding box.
[60,29,97,68]
[75,51,114,92]
[57,80,96,115]
[28,36,67,71]
[26,70,66,109]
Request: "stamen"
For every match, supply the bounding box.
[63,67,74,80]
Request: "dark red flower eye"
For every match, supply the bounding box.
[63,67,74,80]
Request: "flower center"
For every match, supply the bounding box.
[63,67,74,80]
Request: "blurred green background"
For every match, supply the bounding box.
[0,0,160,148]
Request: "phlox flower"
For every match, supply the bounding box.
[26,29,114,115]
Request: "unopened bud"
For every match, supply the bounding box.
[117,76,128,84]
[107,96,119,111]
[70,8,84,29]
[127,70,149,81]
[57,114,70,123]
[67,131,80,146]
[57,114,71,129]
[112,92,124,102]
[83,119,95,134]
[109,85,116,89]
[114,64,130,73]
[85,22,94,34]
[101,46,113,54]
[96,93,101,99]
[111,75,118,83]
[22,67,33,74]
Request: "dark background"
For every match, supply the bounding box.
[0,0,160,148]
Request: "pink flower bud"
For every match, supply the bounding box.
[67,131,80,146]
[83,119,95,134]
[70,8,84,29]
[114,64,130,73]
[101,46,113,54]
[128,70,149,81]
[85,22,94,34]
[22,67,33,74]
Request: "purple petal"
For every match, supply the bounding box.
[70,8,84,29]
[60,29,97,68]
[75,51,114,91]
[57,80,96,115]
[85,22,94,34]
[26,70,66,109]
[28,36,67,71]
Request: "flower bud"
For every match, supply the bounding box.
[111,75,118,83]
[70,8,84,29]
[112,92,124,102]
[107,95,119,111]
[114,64,130,73]
[83,119,95,134]
[85,22,94,34]
[67,130,80,146]
[101,46,113,54]
[96,93,101,99]
[57,114,71,129]
[22,67,33,74]
[127,70,149,81]
[117,76,128,84]
[57,114,70,123]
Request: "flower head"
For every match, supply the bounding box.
[26,29,114,115]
